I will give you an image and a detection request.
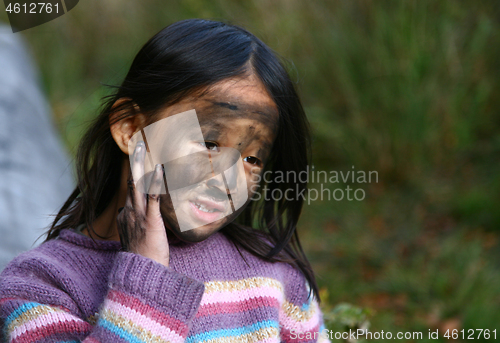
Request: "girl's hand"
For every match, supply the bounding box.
[117,142,170,267]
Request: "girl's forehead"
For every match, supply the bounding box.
[195,75,278,115]
[155,76,279,129]
[207,74,275,99]
[198,99,278,125]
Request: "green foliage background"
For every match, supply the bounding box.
[2,0,499,341]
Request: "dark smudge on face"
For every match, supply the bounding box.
[206,100,278,131]
[213,101,238,111]
[149,81,279,243]
[194,99,277,163]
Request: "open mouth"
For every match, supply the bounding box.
[192,200,223,213]
[188,196,227,225]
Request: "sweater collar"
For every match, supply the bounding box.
[58,228,228,252]
[59,229,122,251]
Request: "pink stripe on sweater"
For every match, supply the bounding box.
[11,312,91,343]
[11,310,90,339]
[281,325,323,343]
[108,290,188,336]
[196,295,280,317]
[281,324,322,343]
[105,299,184,343]
[200,285,284,306]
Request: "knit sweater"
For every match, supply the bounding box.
[0,229,330,342]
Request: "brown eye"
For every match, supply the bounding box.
[200,141,219,152]
[244,156,261,166]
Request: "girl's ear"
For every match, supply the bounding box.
[109,98,146,155]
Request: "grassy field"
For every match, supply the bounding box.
[2,0,499,341]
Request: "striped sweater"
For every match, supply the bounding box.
[0,229,330,342]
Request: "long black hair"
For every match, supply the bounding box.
[46,19,319,301]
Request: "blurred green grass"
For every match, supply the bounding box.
[2,0,499,341]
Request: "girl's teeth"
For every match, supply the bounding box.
[195,202,215,213]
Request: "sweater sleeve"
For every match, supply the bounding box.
[279,276,331,343]
[0,251,205,343]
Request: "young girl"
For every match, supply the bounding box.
[0,19,330,342]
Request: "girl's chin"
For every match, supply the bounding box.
[163,217,227,243]
[168,226,220,243]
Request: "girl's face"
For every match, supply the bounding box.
[149,75,278,242]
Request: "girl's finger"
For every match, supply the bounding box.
[131,141,147,214]
[146,163,163,218]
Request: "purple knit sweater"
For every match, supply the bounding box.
[0,229,329,342]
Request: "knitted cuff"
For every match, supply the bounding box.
[108,251,205,321]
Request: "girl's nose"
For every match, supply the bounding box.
[208,147,241,194]
[205,177,229,201]
[223,164,238,194]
